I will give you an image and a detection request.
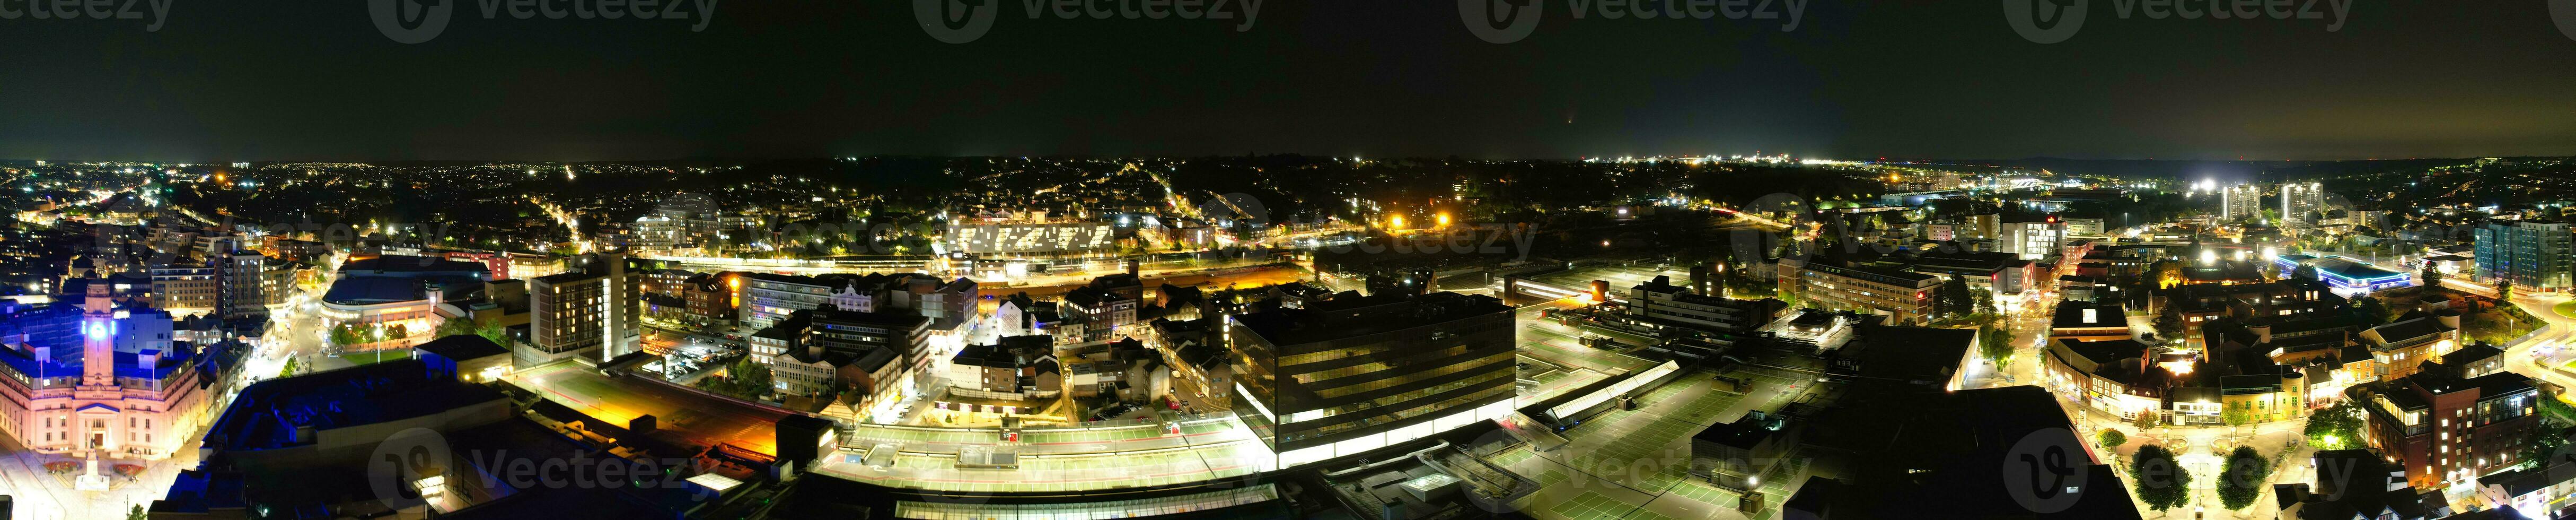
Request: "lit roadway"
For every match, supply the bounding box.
[838,418,1252,455]
[994,264,1311,300]
[511,362,790,455]
[2449,277,2576,397]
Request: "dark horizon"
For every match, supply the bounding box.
[2,1,2572,162]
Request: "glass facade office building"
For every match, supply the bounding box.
[1227,292,1517,467]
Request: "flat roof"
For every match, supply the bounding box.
[414,334,509,361]
[341,255,490,274]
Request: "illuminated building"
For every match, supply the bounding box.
[216,249,268,319]
[2275,254,2414,296]
[2047,301,2132,342]
[2473,219,2573,294]
[1775,257,1941,325]
[0,283,222,458]
[525,254,640,366]
[2282,181,2326,222]
[2042,339,2172,423]
[681,272,740,326]
[322,256,491,351]
[147,262,217,317]
[2351,364,2539,489]
[1228,291,1516,467]
[944,218,1115,254]
[1999,216,2067,260]
[1618,275,1784,341]
[2361,315,2460,381]
[2221,183,2264,220]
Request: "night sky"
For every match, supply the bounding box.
[2,1,2571,161]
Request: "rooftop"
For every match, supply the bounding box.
[2051,301,2129,330]
[414,334,509,361]
[340,255,491,275]
[207,359,508,450]
[1232,292,1507,346]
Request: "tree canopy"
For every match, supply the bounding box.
[2130,444,2192,511]
[2096,429,2126,452]
[2218,445,2270,510]
[2304,401,2363,449]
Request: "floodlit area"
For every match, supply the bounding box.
[893,485,1282,520]
[812,414,1279,493]
[511,361,791,455]
[1495,367,1830,520]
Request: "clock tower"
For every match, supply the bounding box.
[82,283,113,387]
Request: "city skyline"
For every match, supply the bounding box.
[10,2,2576,519]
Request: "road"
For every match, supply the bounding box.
[839,418,1251,455]
[986,263,1311,300]
[512,362,791,455]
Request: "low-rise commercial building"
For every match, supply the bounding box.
[2049,301,2132,342]
[1229,291,1516,467]
[1775,257,1941,325]
[2351,365,2542,489]
[2361,315,2460,381]
[1617,275,1784,340]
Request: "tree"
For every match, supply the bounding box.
[694,373,735,396]
[2133,410,2162,431]
[435,317,511,347]
[129,505,147,520]
[2463,311,2522,346]
[329,325,363,346]
[2421,265,2444,287]
[2217,446,2270,510]
[279,357,300,379]
[2152,304,2186,343]
[2500,278,2516,302]
[2542,393,2576,426]
[2155,261,2187,289]
[2351,296,2394,325]
[1972,288,1995,315]
[2096,429,2126,452]
[2291,263,2319,282]
[1938,276,1973,318]
[2222,405,2253,427]
[2518,426,2570,471]
[727,357,773,400]
[2305,401,2363,449]
[2129,444,2193,511]
[1980,323,2018,369]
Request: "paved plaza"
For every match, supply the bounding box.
[1494,367,1826,520]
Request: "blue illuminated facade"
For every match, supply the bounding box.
[2275,254,2412,295]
